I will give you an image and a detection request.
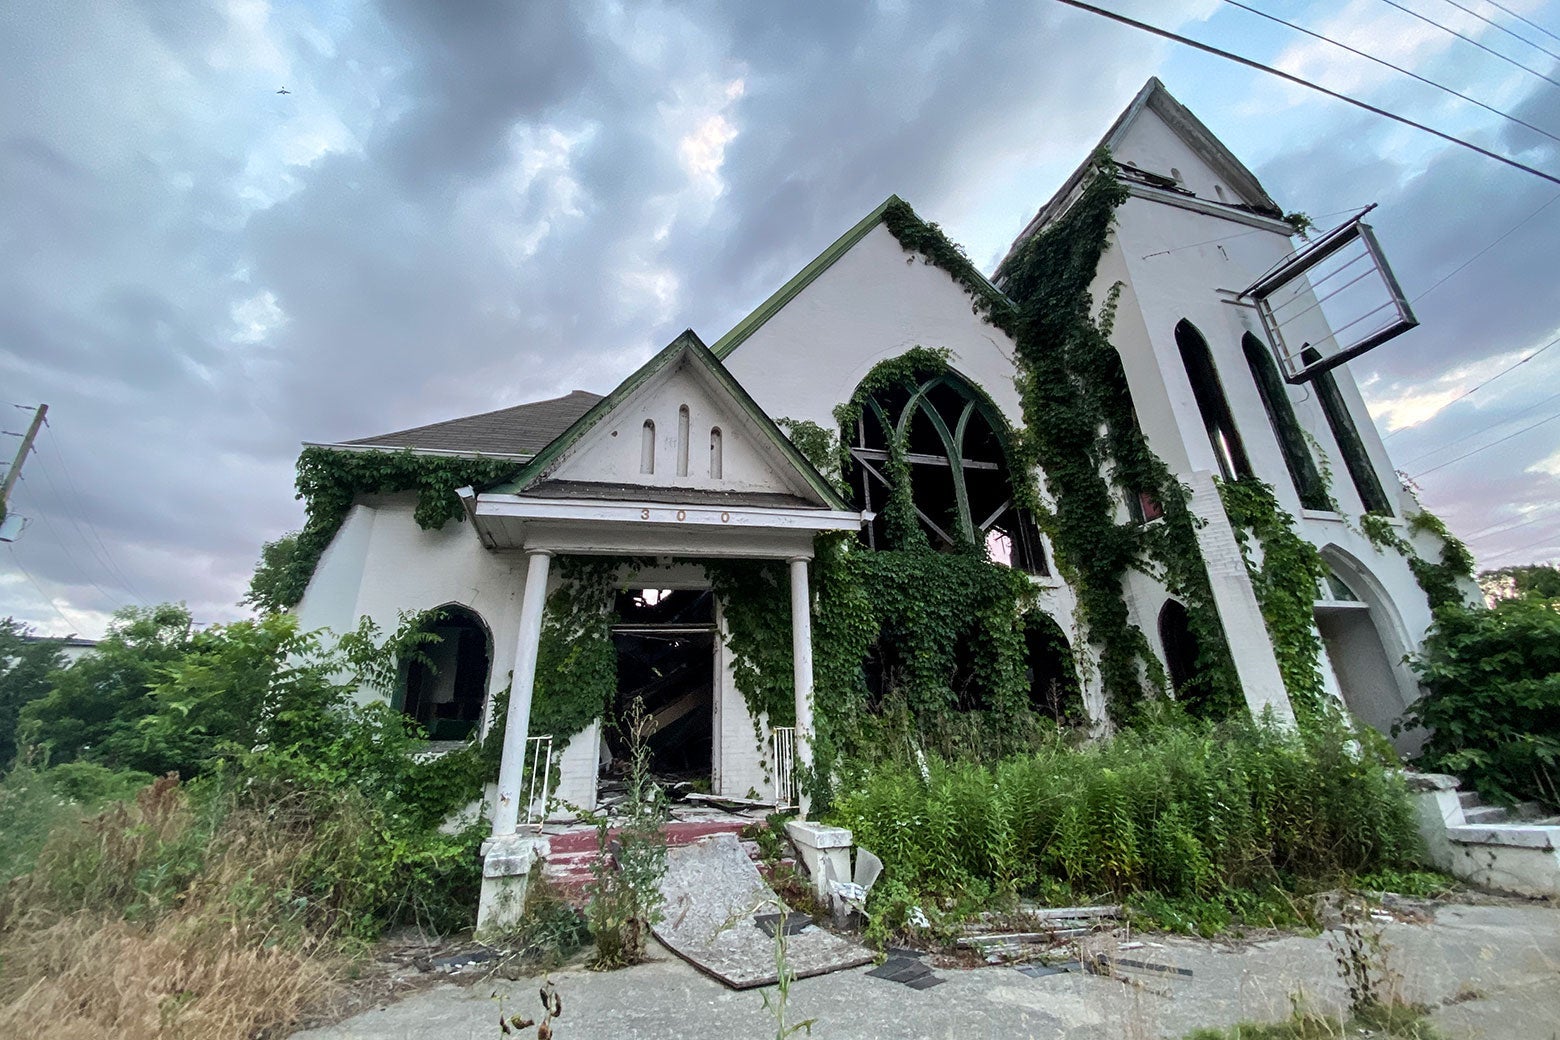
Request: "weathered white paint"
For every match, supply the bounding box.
[549,352,820,500]
[722,222,1025,433]
[491,549,552,840]
[789,556,815,817]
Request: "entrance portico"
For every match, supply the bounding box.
[467,331,864,932]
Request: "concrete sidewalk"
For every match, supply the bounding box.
[294,901,1560,1040]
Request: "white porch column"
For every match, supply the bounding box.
[789,556,815,818]
[477,548,552,936]
[492,548,552,839]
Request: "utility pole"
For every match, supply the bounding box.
[1,403,47,515]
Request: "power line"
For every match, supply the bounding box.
[1478,529,1560,564]
[1464,507,1559,541]
[1372,0,1560,90]
[1398,381,1560,463]
[1052,1,1560,187]
[1435,0,1560,63]
[5,544,84,633]
[1486,0,1560,45]
[1385,334,1560,438]
[1410,192,1560,305]
[36,423,150,605]
[1410,408,1560,476]
[1219,0,1560,146]
[1436,0,1560,63]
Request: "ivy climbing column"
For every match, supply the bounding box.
[478,547,553,935]
[789,556,815,817]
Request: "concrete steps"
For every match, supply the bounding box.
[537,819,779,903]
[1411,773,1560,898]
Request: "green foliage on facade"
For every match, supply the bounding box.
[1361,508,1475,614]
[250,447,522,612]
[1218,477,1328,717]
[1406,595,1560,809]
[992,154,1241,722]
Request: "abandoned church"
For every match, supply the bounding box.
[281,79,1471,926]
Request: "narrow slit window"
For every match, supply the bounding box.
[1302,346,1392,515]
[676,405,690,477]
[1176,320,1253,482]
[709,427,723,479]
[1244,333,1329,510]
[640,420,656,474]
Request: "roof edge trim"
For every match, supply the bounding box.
[711,194,903,360]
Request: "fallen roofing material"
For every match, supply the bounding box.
[651,833,872,989]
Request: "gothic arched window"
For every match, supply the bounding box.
[842,368,1047,574]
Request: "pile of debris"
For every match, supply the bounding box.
[955,904,1195,986]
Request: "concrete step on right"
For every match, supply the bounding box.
[1462,804,1512,825]
[1459,790,1484,810]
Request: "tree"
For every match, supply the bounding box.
[0,619,66,767]
[1406,596,1560,809]
[18,604,194,773]
[243,532,303,614]
[1479,562,1560,604]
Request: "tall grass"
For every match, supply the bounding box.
[0,772,472,1039]
[830,716,1421,926]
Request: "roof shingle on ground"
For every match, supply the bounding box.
[336,389,602,457]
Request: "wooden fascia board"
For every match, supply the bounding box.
[474,495,865,532]
[710,195,902,359]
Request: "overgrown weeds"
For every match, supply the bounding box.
[586,698,668,969]
[831,714,1423,940]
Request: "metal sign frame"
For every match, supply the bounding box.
[1244,215,1417,384]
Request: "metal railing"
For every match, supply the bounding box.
[523,734,553,830]
[772,726,799,811]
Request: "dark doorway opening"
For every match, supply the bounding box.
[1159,599,1219,718]
[608,589,716,782]
[399,606,491,741]
[1025,612,1084,724]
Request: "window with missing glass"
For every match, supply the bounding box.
[842,370,1048,574]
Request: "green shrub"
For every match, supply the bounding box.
[829,715,1420,933]
[1405,597,1560,809]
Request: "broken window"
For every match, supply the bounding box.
[609,589,715,780]
[1303,346,1392,516]
[1244,333,1329,510]
[1176,320,1253,482]
[842,369,1048,574]
[397,606,492,741]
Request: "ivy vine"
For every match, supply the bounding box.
[995,153,1242,723]
[1218,476,1328,717]
[1361,508,1475,614]
[249,447,521,612]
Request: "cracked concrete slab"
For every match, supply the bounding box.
[292,899,1560,1040]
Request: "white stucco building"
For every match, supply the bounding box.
[289,80,1467,923]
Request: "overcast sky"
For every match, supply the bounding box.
[4,0,1558,637]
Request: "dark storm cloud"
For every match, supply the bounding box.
[4,0,1553,635]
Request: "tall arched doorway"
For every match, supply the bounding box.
[1313,555,1422,753]
[1158,599,1220,719]
[397,605,492,741]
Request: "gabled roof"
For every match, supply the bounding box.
[711,195,902,359]
[329,389,602,458]
[487,329,851,511]
[996,77,1284,277]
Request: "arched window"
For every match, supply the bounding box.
[676,405,691,477]
[397,606,492,741]
[1025,612,1084,723]
[1301,347,1392,516]
[1103,350,1163,523]
[709,427,723,479]
[1244,333,1328,509]
[1176,320,1252,482]
[842,367,1047,574]
[641,420,656,474]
